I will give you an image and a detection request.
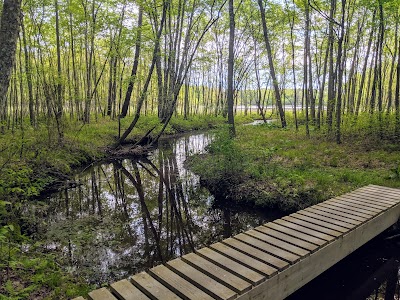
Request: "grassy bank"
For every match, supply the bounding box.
[0,114,255,299]
[189,117,400,212]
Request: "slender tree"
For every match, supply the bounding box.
[258,0,286,128]
[227,0,236,136]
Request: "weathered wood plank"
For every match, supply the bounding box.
[222,238,289,270]
[72,297,86,300]
[263,222,327,247]
[317,202,373,219]
[237,201,400,300]
[181,252,252,294]
[196,247,266,285]
[296,210,355,229]
[345,191,399,205]
[109,279,150,300]
[167,258,237,300]
[234,233,300,263]
[210,242,278,277]
[328,197,381,213]
[322,200,376,216]
[280,217,341,238]
[245,229,310,257]
[149,265,214,300]
[255,226,318,252]
[348,189,399,204]
[88,288,117,300]
[364,185,400,196]
[368,184,400,192]
[338,194,392,210]
[305,206,364,225]
[130,272,181,299]
[290,213,350,233]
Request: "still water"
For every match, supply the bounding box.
[34,132,399,298]
[35,133,273,285]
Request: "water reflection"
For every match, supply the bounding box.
[38,133,271,285]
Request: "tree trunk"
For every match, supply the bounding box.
[258,0,286,128]
[117,1,168,145]
[21,19,35,127]
[120,6,142,118]
[0,0,22,124]
[227,0,235,137]
[335,0,346,144]
[355,10,376,116]
[326,0,336,132]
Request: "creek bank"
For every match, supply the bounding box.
[188,124,400,213]
[0,116,255,299]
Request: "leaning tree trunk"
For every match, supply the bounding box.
[0,0,22,125]
[258,0,286,128]
[120,6,142,118]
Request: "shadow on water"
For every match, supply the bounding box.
[33,133,274,285]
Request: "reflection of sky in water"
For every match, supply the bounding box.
[34,132,400,297]
[38,133,270,285]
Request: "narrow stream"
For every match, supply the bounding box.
[32,132,399,298]
[34,133,274,285]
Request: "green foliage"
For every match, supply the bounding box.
[189,122,400,212]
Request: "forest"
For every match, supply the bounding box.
[1,0,400,298]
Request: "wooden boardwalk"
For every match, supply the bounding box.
[73,185,400,300]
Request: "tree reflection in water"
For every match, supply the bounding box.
[38,133,270,285]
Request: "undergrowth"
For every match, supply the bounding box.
[189,114,400,212]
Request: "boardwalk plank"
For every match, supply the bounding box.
[110,279,150,300]
[263,222,327,247]
[255,226,318,252]
[322,200,376,216]
[234,233,301,263]
[317,202,372,219]
[281,217,341,238]
[88,288,117,300]
[296,210,355,229]
[196,247,266,285]
[167,259,237,300]
[329,197,381,213]
[130,272,181,299]
[222,238,289,270]
[345,192,398,206]
[237,199,400,300]
[306,206,365,225]
[365,185,400,196]
[181,252,252,294]
[210,242,278,277]
[149,265,214,300]
[245,229,310,257]
[350,188,399,204]
[290,213,350,233]
[338,195,392,210]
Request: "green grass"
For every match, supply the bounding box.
[189,119,400,212]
